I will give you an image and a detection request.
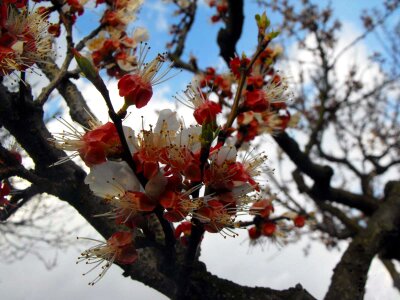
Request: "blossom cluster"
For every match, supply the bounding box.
[39,5,307,284]
[247,199,306,244]
[0,1,52,76]
[50,47,305,283]
[196,49,297,146]
[86,0,148,78]
[77,232,137,285]
[4,0,149,78]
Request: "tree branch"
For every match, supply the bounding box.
[0,185,40,222]
[325,181,400,300]
[275,132,379,214]
[168,0,199,73]
[217,0,244,65]
[380,257,400,292]
[38,59,98,128]
[275,132,333,184]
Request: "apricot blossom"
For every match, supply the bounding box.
[77,232,138,285]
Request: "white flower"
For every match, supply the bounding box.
[1,6,53,76]
[84,161,141,199]
[154,109,181,134]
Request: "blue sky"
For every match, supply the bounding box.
[67,0,397,103]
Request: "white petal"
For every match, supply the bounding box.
[178,126,202,151]
[154,109,180,133]
[240,111,255,125]
[123,126,137,154]
[215,146,237,165]
[85,161,141,198]
[231,183,254,197]
[117,59,135,72]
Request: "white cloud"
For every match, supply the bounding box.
[144,1,169,32]
[285,22,384,91]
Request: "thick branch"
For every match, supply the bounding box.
[329,188,378,215]
[276,132,379,214]
[38,59,97,128]
[122,259,316,300]
[275,132,333,184]
[217,0,244,65]
[325,181,400,300]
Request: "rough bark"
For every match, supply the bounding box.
[325,181,400,300]
[38,59,97,128]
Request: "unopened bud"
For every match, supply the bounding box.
[73,49,99,82]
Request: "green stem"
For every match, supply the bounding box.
[219,41,271,144]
